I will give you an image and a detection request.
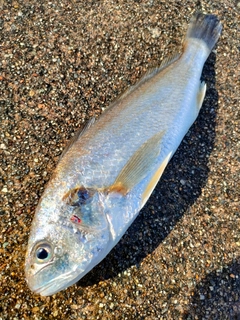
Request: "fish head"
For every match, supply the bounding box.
[25,186,110,296]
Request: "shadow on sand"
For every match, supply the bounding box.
[186,259,240,319]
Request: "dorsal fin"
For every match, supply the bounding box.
[114,52,181,103]
[158,52,181,71]
[59,117,96,161]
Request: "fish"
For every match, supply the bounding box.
[25,13,222,296]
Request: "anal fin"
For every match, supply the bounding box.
[197,81,206,111]
[141,151,172,207]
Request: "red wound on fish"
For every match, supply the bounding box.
[70,215,82,224]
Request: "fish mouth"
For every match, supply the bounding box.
[27,254,104,296]
[29,270,80,296]
[34,280,66,296]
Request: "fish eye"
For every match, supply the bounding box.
[34,242,53,264]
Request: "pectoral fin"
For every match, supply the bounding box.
[108,131,165,195]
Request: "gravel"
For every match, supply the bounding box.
[0,0,239,319]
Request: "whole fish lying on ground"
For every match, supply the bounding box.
[25,13,222,296]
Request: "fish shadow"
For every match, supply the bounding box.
[78,53,219,287]
[185,259,240,319]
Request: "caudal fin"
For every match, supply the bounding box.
[186,13,222,52]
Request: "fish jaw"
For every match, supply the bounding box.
[25,262,79,296]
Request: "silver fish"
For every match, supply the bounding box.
[25,13,222,296]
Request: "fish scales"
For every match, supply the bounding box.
[25,13,222,296]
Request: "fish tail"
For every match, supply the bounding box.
[185,13,222,53]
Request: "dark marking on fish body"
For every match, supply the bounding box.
[62,187,95,206]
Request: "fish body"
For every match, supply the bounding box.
[25,13,222,296]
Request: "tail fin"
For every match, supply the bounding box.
[186,13,222,52]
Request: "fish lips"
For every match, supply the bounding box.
[25,260,98,296]
[27,270,79,296]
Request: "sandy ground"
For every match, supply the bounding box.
[0,0,239,319]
